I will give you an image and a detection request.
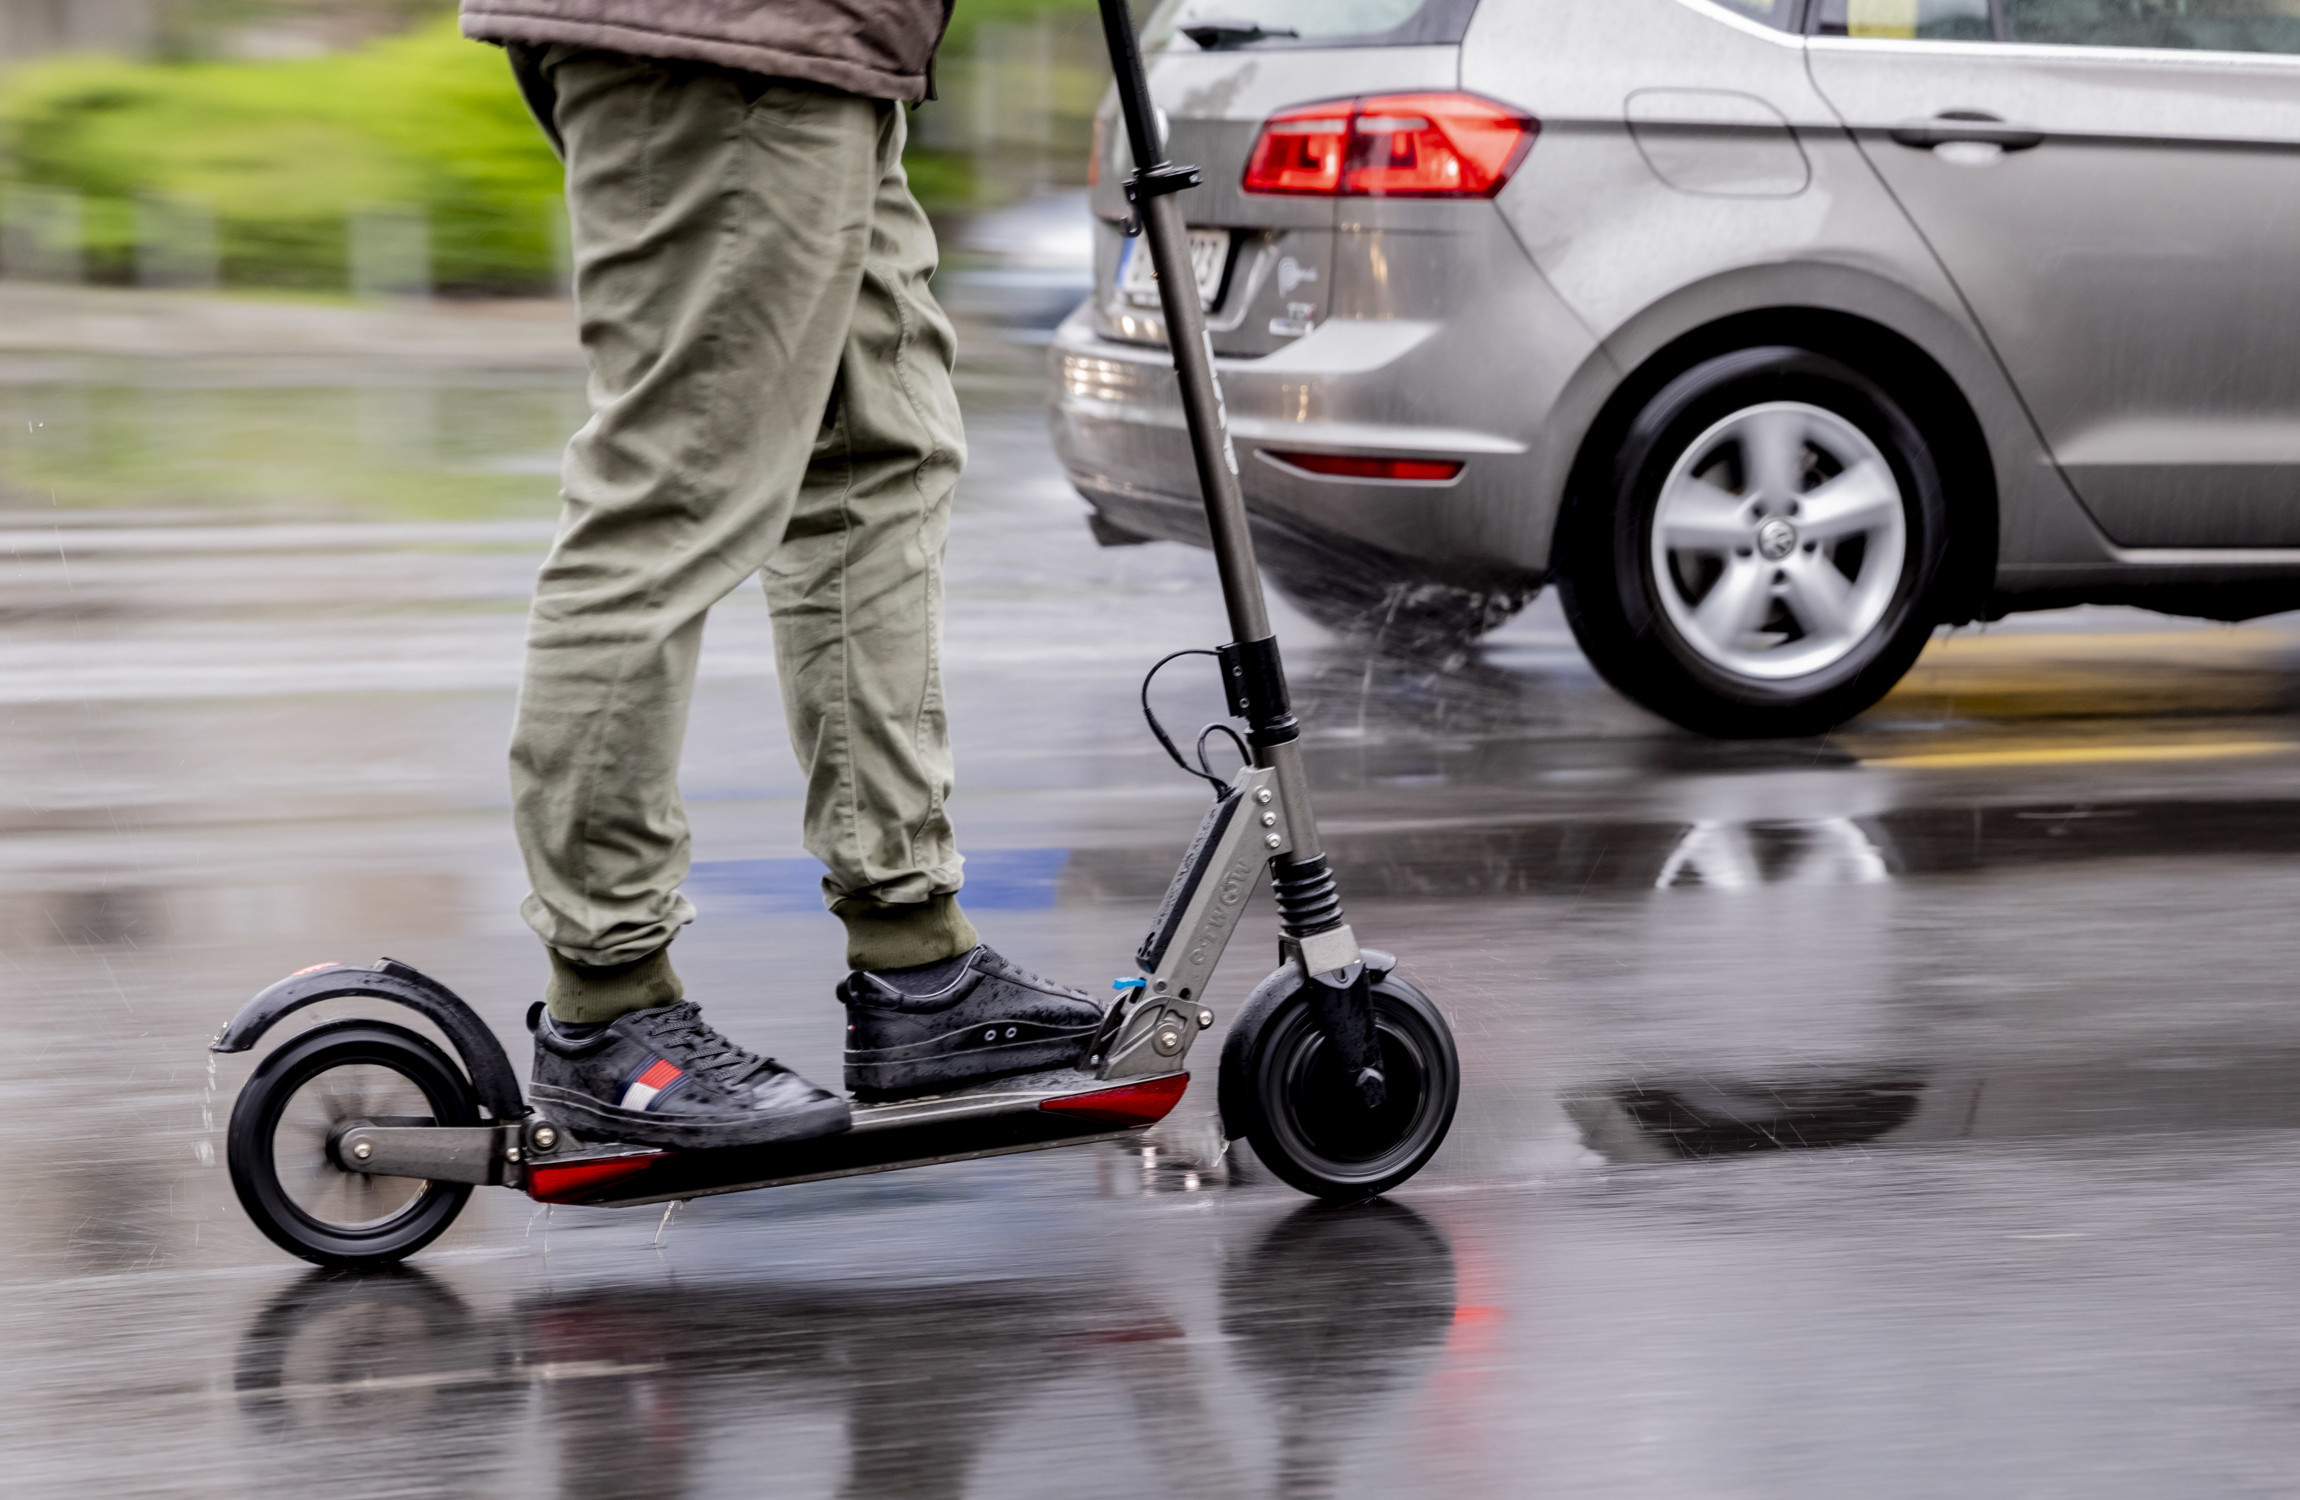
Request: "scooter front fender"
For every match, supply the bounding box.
[210,957,526,1121]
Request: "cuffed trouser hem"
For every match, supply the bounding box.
[833,893,981,971]
[547,945,684,1023]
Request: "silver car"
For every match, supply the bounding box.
[1048,0,2300,736]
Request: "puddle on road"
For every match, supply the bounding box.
[16,791,2300,951]
[1568,1051,2300,1163]
[222,1200,1455,1500]
[1057,795,2300,903]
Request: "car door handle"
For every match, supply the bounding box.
[1889,113,2044,152]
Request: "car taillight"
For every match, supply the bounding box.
[1243,92,1536,198]
[1241,98,1356,194]
[1266,451,1464,482]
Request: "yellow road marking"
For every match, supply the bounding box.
[1860,740,2293,770]
[1916,629,2288,662]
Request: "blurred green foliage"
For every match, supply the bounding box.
[942,0,1104,53]
[0,0,1106,295]
[0,17,559,291]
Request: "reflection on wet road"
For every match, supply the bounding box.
[14,299,2300,1494]
[227,1202,1456,1500]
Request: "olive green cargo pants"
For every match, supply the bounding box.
[508,47,979,1021]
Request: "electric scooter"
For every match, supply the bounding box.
[212,0,1462,1270]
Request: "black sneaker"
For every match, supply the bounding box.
[529,1001,851,1149]
[839,946,1107,1101]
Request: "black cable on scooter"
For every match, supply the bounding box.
[1194,722,1251,783]
[1139,648,1227,794]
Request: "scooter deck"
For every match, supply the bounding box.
[524,1068,1189,1208]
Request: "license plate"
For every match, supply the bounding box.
[1119,228,1231,310]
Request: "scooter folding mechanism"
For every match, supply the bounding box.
[211,0,1461,1269]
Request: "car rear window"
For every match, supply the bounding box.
[2002,0,2300,52]
[1143,0,1482,50]
[1812,0,2300,49]
[1812,0,1994,38]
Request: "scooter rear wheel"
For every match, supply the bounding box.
[228,1019,480,1269]
[1220,971,1459,1200]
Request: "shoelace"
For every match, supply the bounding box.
[982,951,1073,995]
[629,1003,776,1091]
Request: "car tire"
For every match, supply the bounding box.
[1559,346,1951,739]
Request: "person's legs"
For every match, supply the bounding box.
[763,108,1106,1100]
[514,52,876,1009]
[511,52,882,1144]
[762,100,975,971]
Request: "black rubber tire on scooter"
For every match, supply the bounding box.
[1219,970,1460,1200]
[228,1019,480,1270]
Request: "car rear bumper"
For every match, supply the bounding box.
[1046,304,1565,590]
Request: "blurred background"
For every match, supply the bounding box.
[0,0,1103,538]
[22,4,2300,1495]
[0,0,1098,301]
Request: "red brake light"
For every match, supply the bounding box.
[1242,98,1354,194]
[1349,93,1536,196]
[1243,92,1536,198]
[1266,451,1464,482]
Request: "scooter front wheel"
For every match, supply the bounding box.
[1219,969,1459,1200]
[227,1019,480,1269]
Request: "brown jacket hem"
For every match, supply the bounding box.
[459,12,929,102]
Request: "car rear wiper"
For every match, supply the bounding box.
[1180,18,1301,49]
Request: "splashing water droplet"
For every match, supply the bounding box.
[200,1053,218,1162]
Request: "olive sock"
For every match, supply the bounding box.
[545,945,683,1024]
[832,892,980,972]
[867,948,977,995]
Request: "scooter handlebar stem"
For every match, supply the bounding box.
[1092,0,1349,914]
[1097,0,1169,176]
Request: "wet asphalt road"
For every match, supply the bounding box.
[14,290,2300,1496]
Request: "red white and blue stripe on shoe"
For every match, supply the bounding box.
[619,1056,688,1112]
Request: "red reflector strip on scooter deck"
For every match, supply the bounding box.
[526,1151,669,1203]
[1263,450,1464,483]
[1038,1073,1189,1127]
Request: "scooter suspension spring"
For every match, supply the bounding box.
[1270,855,1345,936]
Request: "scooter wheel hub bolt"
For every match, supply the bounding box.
[351,1140,372,1161]
[1264,833,1282,848]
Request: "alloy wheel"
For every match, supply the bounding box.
[1647,400,1907,681]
